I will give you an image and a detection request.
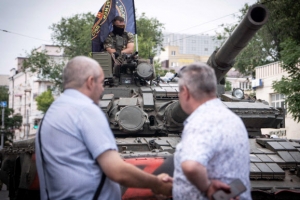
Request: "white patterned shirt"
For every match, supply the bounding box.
[173,98,251,200]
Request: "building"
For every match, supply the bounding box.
[253,61,300,139]
[155,32,222,72]
[8,45,66,141]
[0,75,9,87]
[162,32,222,56]
[225,68,253,94]
[156,46,209,72]
[226,77,252,94]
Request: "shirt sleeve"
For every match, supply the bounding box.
[103,34,114,49]
[77,104,117,160]
[127,32,134,43]
[180,124,219,167]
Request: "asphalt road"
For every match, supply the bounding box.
[0,184,9,200]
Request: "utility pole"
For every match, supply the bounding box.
[26,109,29,139]
[0,101,7,149]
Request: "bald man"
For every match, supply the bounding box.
[35,56,172,200]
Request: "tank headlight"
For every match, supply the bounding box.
[136,63,153,80]
[232,88,244,99]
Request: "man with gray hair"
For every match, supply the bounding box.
[35,56,172,199]
[172,63,251,199]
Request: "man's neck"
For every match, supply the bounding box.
[190,96,217,114]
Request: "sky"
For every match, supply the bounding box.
[0,0,257,75]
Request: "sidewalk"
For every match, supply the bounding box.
[0,184,9,200]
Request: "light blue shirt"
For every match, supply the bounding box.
[173,98,251,200]
[35,89,121,200]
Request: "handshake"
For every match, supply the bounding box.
[151,173,173,199]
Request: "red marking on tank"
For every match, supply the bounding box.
[122,157,164,199]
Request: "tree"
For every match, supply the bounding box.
[136,13,165,59]
[22,13,94,92]
[50,12,95,58]
[272,38,300,122]
[263,0,300,122]
[23,49,65,91]
[35,90,55,113]
[0,86,9,103]
[154,58,167,76]
[0,86,22,145]
[137,34,156,59]
[225,80,232,91]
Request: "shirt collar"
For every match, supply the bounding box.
[63,89,94,104]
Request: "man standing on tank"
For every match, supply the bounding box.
[172,63,251,200]
[104,16,134,56]
[35,56,172,199]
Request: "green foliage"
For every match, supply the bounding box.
[22,13,94,92]
[272,39,300,122]
[0,86,9,102]
[225,80,232,91]
[50,12,95,57]
[23,50,65,91]
[268,0,300,122]
[35,90,55,113]
[170,69,175,74]
[249,92,256,98]
[154,59,167,76]
[0,86,22,145]
[136,13,164,59]
[136,34,156,59]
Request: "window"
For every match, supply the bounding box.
[204,48,208,51]
[47,85,52,90]
[171,51,176,55]
[271,93,285,108]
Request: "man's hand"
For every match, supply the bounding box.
[113,52,119,58]
[158,173,173,183]
[206,180,230,200]
[151,173,173,196]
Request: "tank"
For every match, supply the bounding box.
[1,4,300,200]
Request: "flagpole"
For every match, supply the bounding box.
[132,0,138,52]
[135,34,138,52]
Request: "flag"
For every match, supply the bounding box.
[91,0,137,52]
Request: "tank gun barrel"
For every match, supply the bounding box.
[207,4,269,83]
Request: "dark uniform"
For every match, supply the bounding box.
[103,31,134,55]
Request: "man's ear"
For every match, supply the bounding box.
[86,76,94,90]
[182,85,190,101]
